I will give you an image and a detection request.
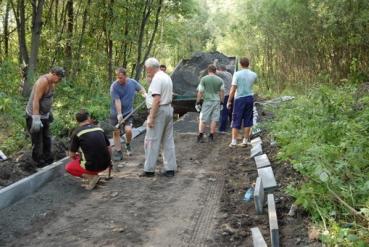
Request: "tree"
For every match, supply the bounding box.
[3,1,11,59]
[134,0,163,80]
[64,0,73,75]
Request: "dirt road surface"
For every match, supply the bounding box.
[0,112,317,246]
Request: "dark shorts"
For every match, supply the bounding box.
[110,113,133,127]
[231,95,254,129]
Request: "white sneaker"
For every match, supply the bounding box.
[229,143,237,148]
[238,142,250,147]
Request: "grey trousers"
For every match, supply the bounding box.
[144,105,177,172]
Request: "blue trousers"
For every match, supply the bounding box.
[231,95,254,129]
[219,95,233,131]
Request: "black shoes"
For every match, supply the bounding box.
[162,170,175,177]
[197,133,215,143]
[139,171,155,177]
[197,133,204,143]
[34,159,53,167]
[208,133,214,142]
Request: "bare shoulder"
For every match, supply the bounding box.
[34,75,49,93]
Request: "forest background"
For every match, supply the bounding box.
[0,0,368,245]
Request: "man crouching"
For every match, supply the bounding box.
[65,109,112,190]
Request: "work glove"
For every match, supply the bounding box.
[117,113,123,123]
[220,103,224,111]
[30,115,43,133]
[48,111,54,123]
[195,103,201,113]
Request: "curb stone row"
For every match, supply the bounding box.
[249,107,280,247]
[0,126,146,210]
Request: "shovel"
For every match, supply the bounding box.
[115,101,146,129]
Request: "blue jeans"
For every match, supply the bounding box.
[219,95,233,132]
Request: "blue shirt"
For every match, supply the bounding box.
[110,78,142,116]
[232,69,257,98]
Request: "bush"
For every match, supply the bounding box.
[266,84,369,245]
[0,92,28,155]
[51,80,111,137]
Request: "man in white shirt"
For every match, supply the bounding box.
[141,57,177,177]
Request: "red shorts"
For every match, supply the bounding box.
[65,158,104,177]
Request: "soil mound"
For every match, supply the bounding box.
[171,51,236,96]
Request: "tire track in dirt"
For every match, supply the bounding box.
[182,137,226,247]
[186,174,224,247]
[141,133,229,247]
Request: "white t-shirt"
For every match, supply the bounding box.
[146,70,173,109]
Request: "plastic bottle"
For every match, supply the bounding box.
[243,187,254,202]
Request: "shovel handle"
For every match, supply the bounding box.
[115,101,146,129]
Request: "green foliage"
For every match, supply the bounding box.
[50,80,111,137]
[0,60,21,95]
[267,84,369,245]
[210,0,369,91]
[157,0,213,66]
[0,90,28,154]
[0,124,29,155]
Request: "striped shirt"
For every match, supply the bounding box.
[70,124,111,171]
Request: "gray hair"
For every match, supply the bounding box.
[144,57,160,69]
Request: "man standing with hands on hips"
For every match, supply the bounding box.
[141,57,177,177]
[25,67,65,166]
[110,67,147,161]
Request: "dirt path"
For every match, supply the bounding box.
[0,113,224,246]
[0,112,317,246]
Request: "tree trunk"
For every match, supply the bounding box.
[51,2,67,66]
[10,0,30,96]
[74,0,91,77]
[122,8,130,68]
[10,0,29,66]
[141,0,162,72]
[25,0,45,96]
[65,0,73,75]
[107,39,113,82]
[134,0,151,80]
[3,1,10,58]
[54,0,58,27]
[106,0,114,83]
[29,0,45,71]
[43,0,55,27]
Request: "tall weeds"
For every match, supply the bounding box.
[267,84,369,245]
